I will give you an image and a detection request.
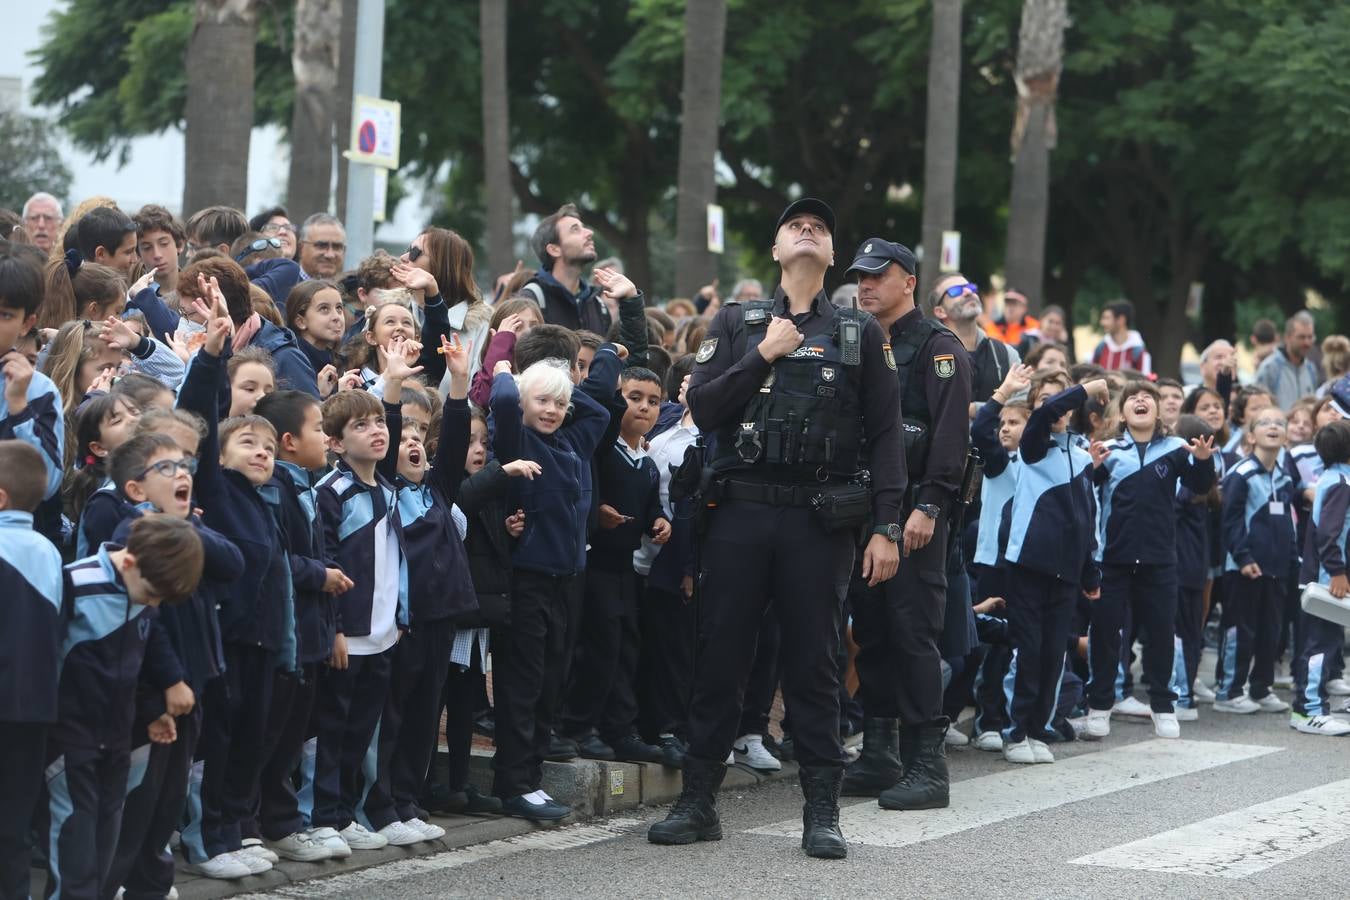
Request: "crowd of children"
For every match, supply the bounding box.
[4,196,1350,898]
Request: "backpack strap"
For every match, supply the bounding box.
[522,281,546,311]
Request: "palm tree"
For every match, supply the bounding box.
[481,0,513,278]
[335,0,358,221]
[674,0,728,298]
[288,0,342,219]
[183,0,258,214]
[1003,0,1069,309]
[920,0,963,296]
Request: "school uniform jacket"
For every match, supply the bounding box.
[454,461,516,627]
[315,459,409,637]
[1093,432,1215,566]
[1303,463,1350,585]
[0,368,63,502]
[0,510,63,723]
[76,481,133,559]
[1222,454,1300,579]
[970,398,1020,567]
[271,460,341,665]
[1174,484,1211,591]
[588,437,663,575]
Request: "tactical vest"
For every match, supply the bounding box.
[714,300,867,479]
[891,316,955,476]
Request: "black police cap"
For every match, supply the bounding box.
[845,237,917,276]
[774,197,836,238]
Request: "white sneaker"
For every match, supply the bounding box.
[1084,708,1111,740]
[168,889,178,900]
[1113,696,1152,717]
[268,831,333,862]
[945,728,970,747]
[404,817,445,841]
[973,731,1004,752]
[1175,705,1199,722]
[1327,678,1350,696]
[725,750,735,765]
[1152,712,1181,739]
[1256,693,1291,713]
[1003,740,1037,764]
[1291,713,1350,735]
[1213,695,1261,714]
[1192,679,1217,702]
[305,826,352,859]
[339,821,389,850]
[189,852,252,879]
[1028,739,1055,763]
[732,734,782,772]
[230,850,273,875]
[239,839,279,864]
[376,820,423,846]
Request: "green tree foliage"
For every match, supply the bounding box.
[0,111,73,210]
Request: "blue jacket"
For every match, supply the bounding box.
[251,320,319,398]
[0,510,63,723]
[52,545,154,751]
[76,480,133,558]
[491,371,611,575]
[970,399,1020,567]
[1001,385,1100,589]
[127,285,181,340]
[1222,454,1300,578]
[0,368,63,503]
[270,460,340,665]
[315,460,408,637]
[1304,463,1350,584]
[247,258,304,314]
[1174,484,1210,591]
[1094,432,1214,566]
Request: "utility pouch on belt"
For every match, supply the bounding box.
[810,481,872,532]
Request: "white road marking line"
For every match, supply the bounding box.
[1071,777,1350,879]
[231,817,643,898]
[748,739,1278,849]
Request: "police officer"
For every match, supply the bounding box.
[840,238,972,810]
[647,199,905,859]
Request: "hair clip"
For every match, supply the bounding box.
[64,248,83,277]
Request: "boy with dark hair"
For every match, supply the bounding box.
[44,514,203,899]
[513,324,583,379]
[0,440,64,900]
[77,206,140,274]
[311,387,407,854]
[563,367,671,763]
[186,206,250,255]
[130,204,188,339]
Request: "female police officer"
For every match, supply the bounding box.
[647,199,906,859]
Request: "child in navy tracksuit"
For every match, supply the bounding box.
[1291,421,1350,734]
[489,356,612,821]
[563,367,671,763]
[1168,415,1218,717]
[1084,381,1215,739]
[362,339,478,845]
[0,442,64,900]
[999,375,1106,764]
[312,388,408,853]
[43,515,203,900]
[1215,407,1300,712]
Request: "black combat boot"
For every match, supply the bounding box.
[647,756,726,845]
[878,717,950,810]
[799,765,848,859]
[840,716,901,797]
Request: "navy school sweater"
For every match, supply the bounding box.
[0,510,64,724]
[1093,431,1215,566]
[455,461,517,626]
[1222,453,1301,579]
[589,437,663,574]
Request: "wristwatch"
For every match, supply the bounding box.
[915,503,941,520]
[872,523,902,543]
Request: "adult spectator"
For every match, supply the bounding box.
[1091,300,1152,374]
[75,207,139,275]
[249,205,298,259]
[22,192,63,254]
[185,206,249,256]
[1250,318,1279,368]
[927,273,1021,415]
[1255,311,1320,410]
[1035,303,1070,346]
[985,289,1039,355]
[1193,339,1237,406]
[298,213,347,280]
[521,203,611,334]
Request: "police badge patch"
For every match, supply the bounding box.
[821,366,836,382]
[695,338,718,363]
[934,354,955,379]
[882,343,897,371]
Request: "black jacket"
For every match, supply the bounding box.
[455,462,516,628]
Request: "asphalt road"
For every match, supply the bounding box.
[236,692,1350,900]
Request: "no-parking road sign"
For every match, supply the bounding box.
[346,95,401,169]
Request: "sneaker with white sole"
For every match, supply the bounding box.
[732,733,782,772]
[1084,708,1111,740]
[1003,740,1037,764]
[305,826,352,859]
[268,831,333,862]
[339,821,389,850]
[1255,693,1291,712]
[1290,713,1350,735]
[1028,739,1054,763]
[1191,679,1217,703]
[1152,712,1180,738]
[188,852,253,880]
[1327,678,1350,696]
[945,728,970,748]
[973,731,1004,752]
[404,817,445,841]
[1213,695,1261,714]
[239,839,279,864]
[230,850,272,875]
[1174,705,1199,722]
[376,820,423,846]
[1113,696,1152,717]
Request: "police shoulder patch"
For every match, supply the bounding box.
[882,343,897,371]
[934,353,955,379]
[695,338,718,363]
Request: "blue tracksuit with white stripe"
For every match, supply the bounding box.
[1,368,65,544]
[1293,463,1350,716]
[44,545,155,900]
[1000,385,1099,744]
[1170,481,1212,709]
[1215,453,1300,701]
[1086,431,1214,713]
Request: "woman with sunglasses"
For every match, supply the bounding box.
[399,228,492,384]
[928,273,1023,417]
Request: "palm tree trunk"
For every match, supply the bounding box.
[1003,0,1069,310]
[287,0,342,218]
[480,0,513,278]
[334,0,358,221]
[183,0,258,214]
[920,0,963,296]
[673,0,728,298]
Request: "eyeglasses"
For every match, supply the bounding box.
[261,222,296,235]
[24,213,59,224]
[938,282,979,301]
[1252,418,1287,429]
[403,245,423,262]
[304,240,346,254]
[138,458,198,479]
[234,237,284,262]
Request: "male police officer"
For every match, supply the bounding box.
[841,238,972,810]
[647,199,905,859]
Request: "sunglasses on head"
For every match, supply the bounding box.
[939,281,979,301]
[234,236,284,262]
